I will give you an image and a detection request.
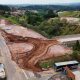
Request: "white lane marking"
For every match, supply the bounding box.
[21,69,29,79]
[28,71,34,77]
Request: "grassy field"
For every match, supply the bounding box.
[58,11,80,18]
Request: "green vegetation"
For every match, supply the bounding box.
[39,60,54,68]
[73,40,80,51]
[72,40,80,60]
[1,11,80,38]
[1,6,80,38]
[19,5,80,11]
[6,16,20,24]
[0,6,80,38]
[1,5,80,69]
[58,11,80,17]
[0,5,10,11]
[39,54,72,69]
[40,40,80,69]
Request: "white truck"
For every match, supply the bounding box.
[0,63,6,80]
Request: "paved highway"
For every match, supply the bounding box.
[54,34,80,43]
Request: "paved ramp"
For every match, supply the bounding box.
[73,71,80,80]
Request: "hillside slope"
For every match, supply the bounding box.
[0,19,72,72]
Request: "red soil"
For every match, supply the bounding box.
[0,19,72,72]
[1,30,72,72]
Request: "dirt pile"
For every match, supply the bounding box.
[1,30,72,72]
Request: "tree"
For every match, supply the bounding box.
[44,9,58,19]
[72,50,78,59]
[0,5,10,11]
[26,12,43,26]
[4,12,11,18]
[72,40,80,60]
[73,40,80,51]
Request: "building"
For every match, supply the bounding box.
[54,60,79,71]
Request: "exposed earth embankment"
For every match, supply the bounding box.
[0,19,72,72]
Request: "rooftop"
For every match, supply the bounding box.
[55,60,79,67]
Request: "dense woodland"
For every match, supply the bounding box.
[0,5,10,11]
[19,4,80,11]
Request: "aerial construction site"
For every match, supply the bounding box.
[0,19,80,80]
[0,19,72,72]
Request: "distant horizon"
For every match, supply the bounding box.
[0,2,80,6]
[0,0,80,5]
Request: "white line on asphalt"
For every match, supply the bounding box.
[28,71,34,77]
[21,69,29,80]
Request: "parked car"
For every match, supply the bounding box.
[0,63,6,80]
